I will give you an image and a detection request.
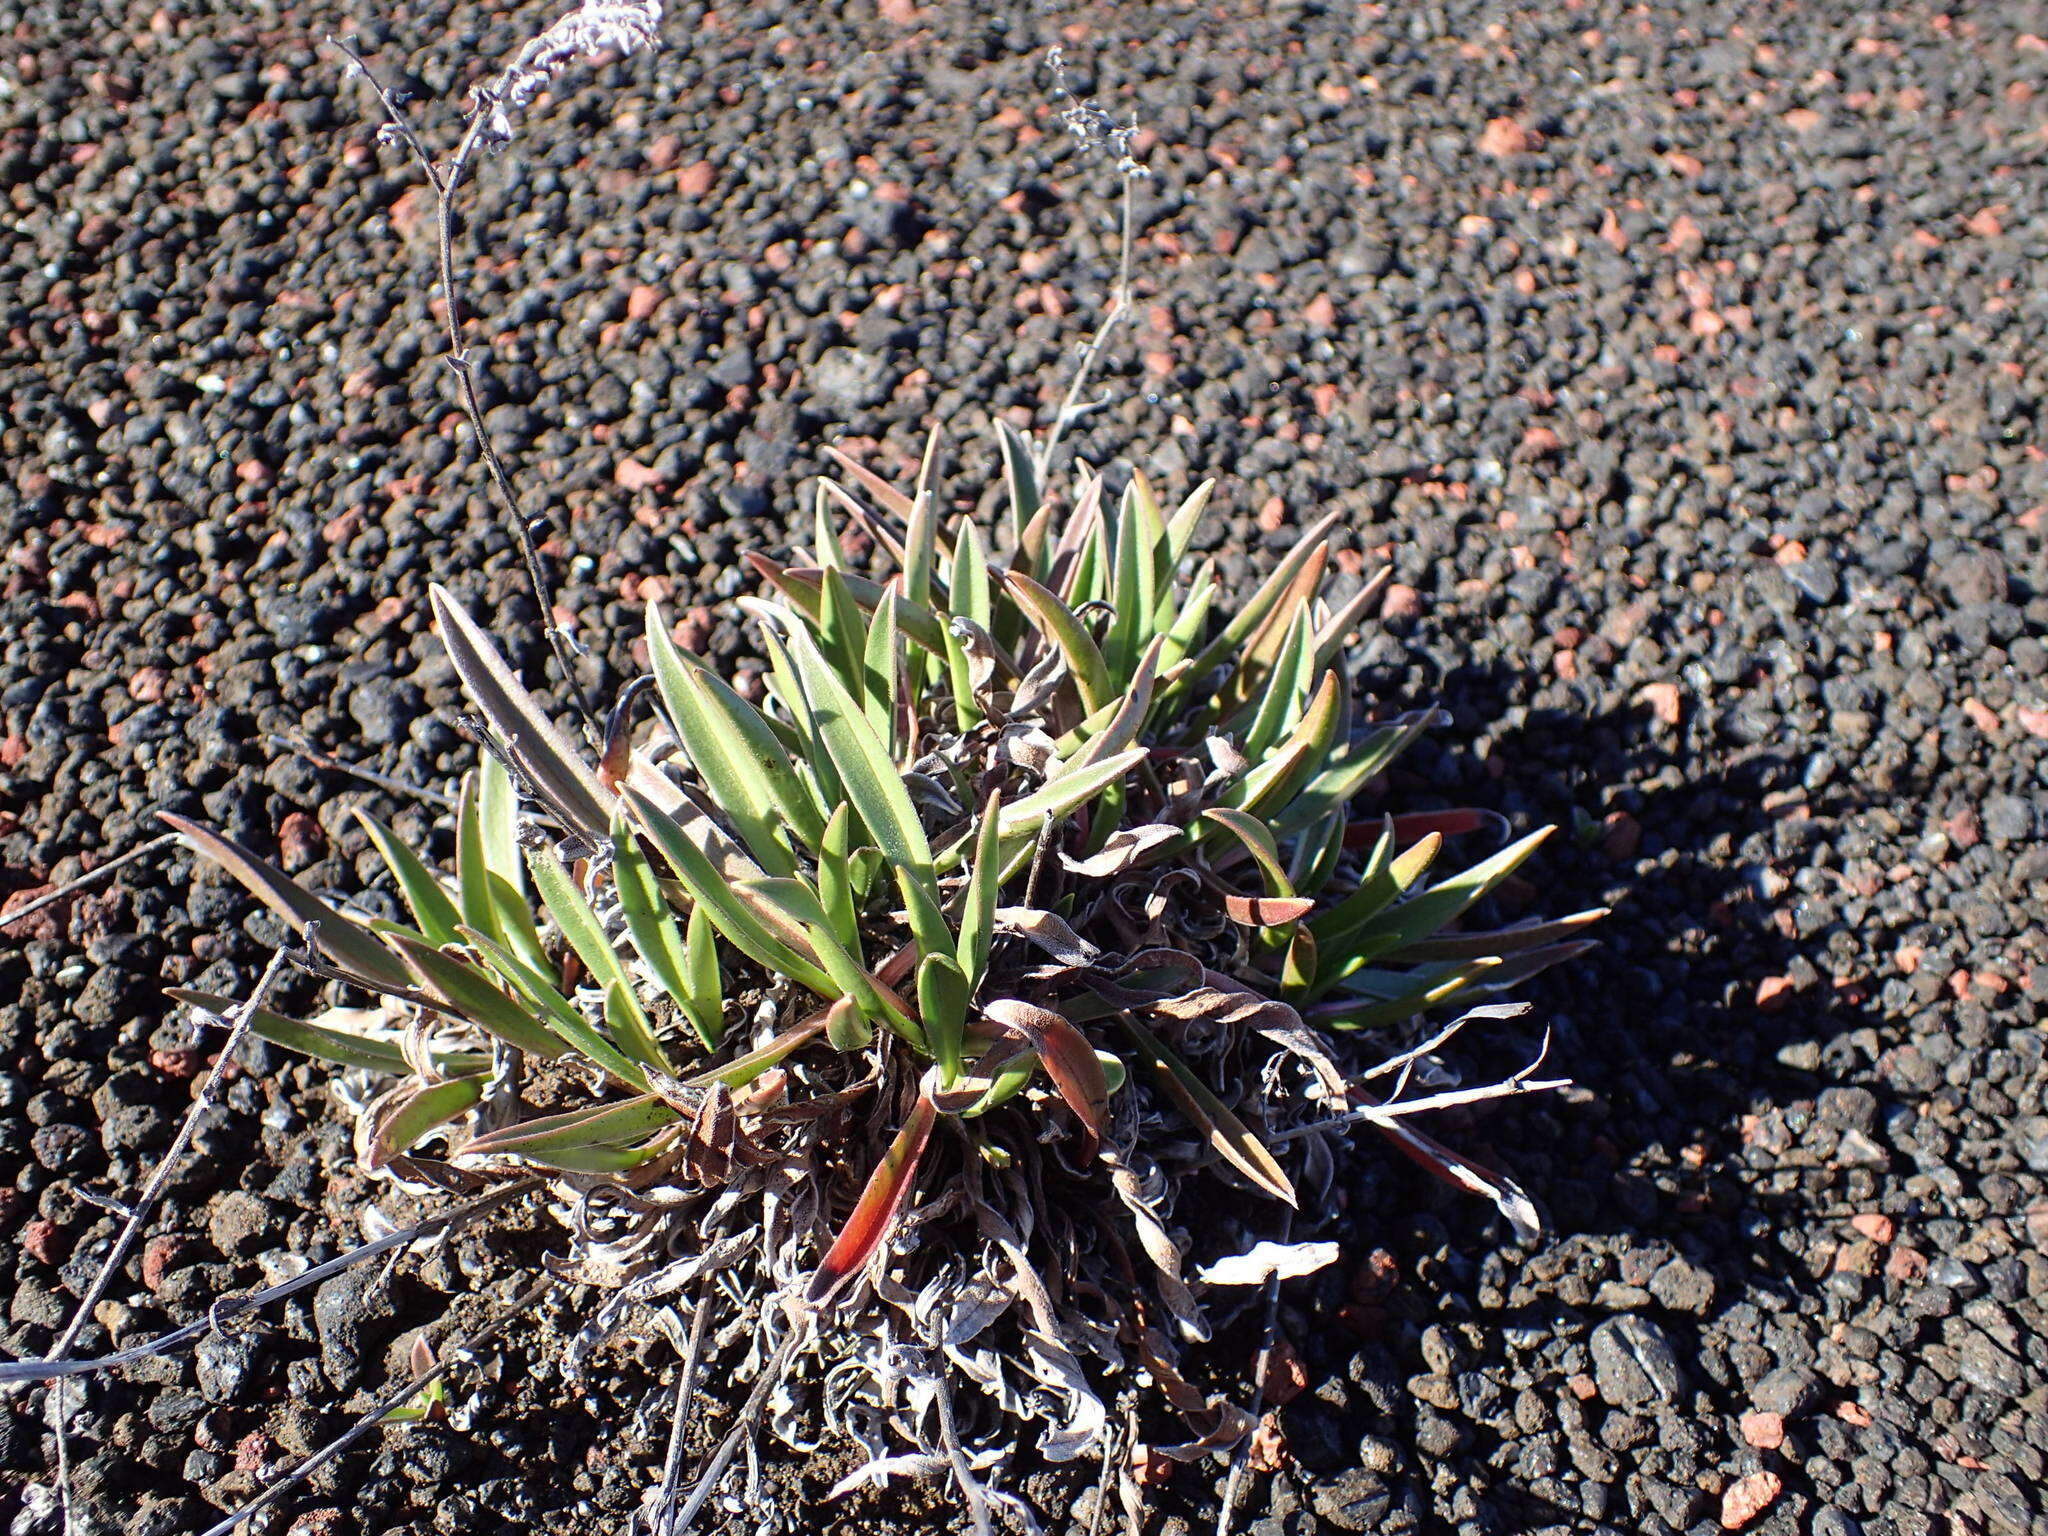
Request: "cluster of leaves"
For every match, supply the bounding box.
[169,431,1596,1499]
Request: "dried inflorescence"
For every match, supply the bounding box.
[169,431,1595,1527]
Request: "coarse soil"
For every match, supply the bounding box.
[2,2,2046,1535]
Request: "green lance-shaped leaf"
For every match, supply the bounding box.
[455,770,549,979]
[456,924,651,1090]
[1268,709,1438,842]
[812,478,845,571]
[527,846,673,1073]
[780,623,951,960]
[743,557,949,658]
[741,875,917,1042]
[1235,604,1317,761]
[461,1094,680,1161]
[860,581,903,746]
[352,810,461,950]
[682,902,724,1046]
[1314,957,1503,1031]
[901,425,942,610]
[1157,564,1216,672]
[994,416,1040,553]
[1056,635,1163,772]
[823,442,916,522]
[979,746,1147,857]
[815,804,861,953]
[1343,827,1555,968]
[808,1093,939,1306]
[646,606,807,874]
[611,817,719,1049]
[429,585,614,840]
[1310,830,1442,953]
[1106,476,1163,683]
[1178,508,1341,697]
[1118,1016,1295,1206]
[681,1006,828,1090]
[1201,808,1297,901]
[383,932,569,1061]
[160,813,413,993]
[1225,669,1342,820]
[1399,907,1609,962]
[1003,570,1113,717]
[622,786,838,998]
[955,791,1003,984]
[1221,541,1328,716]
[369,1074,485,1168]
[1289,808,1351,897]
[1164,477,1217,566]
[817,566,871,705]
[918,952,970,1085]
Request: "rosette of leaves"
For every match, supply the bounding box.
[167,428,1598,1511]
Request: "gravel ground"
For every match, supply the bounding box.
[4,1,2047,1533]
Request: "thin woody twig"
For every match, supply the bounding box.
[0,832,179,935]
[43,947,287,1536]
[330,35,599,736]
[194,1272,557,1536]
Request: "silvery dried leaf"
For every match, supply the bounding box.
[1195,1240,1341,1287]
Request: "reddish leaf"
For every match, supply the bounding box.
[1345,808,1510,849]
[808,1095,938,1304]
[1375,1119,1539,1241]
[1222,893,1316,927]
[982,998,1109,1157]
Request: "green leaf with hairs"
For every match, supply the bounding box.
[456,924,650,1089]
[986,747,1146,850]
[384,932,568,1061]
[1004,570,1112,716]
[815,804,861,953]
[612,815,714,1048]
[955,791,1003,983]
[369,1074,484,1167]
[1309,830,1441,954]
[160,813,413,992]
[1178,509,1340,699]
[622,786,838,997]
[780,624,951,959]
[463,1093,679,1160]
[527,846,672,1072]
[351,809,461,950]
[918,952,969,1084]
[646,608,805,874]
[1164,477,1217,565]
[682,902,724,1046]
[1236,605,1316,760]
[166,989,488,1077]
[430,585,613,840]
[995,417,1039,551]
[1342,827,1554,968]
[817,567,870,702]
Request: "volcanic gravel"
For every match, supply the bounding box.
[3,1,2047,1533]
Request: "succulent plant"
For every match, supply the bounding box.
[167,430,1596,1519]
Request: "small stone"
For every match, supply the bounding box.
[1752,1364,1821,1418]
[1720,1471,1782,1530]
[1589,1316,1685,1406]
[1847,1212,1893,1243]
[1955,1329,2026,1400]
[275,812,323,872]
[1739,1410,1785,1449]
